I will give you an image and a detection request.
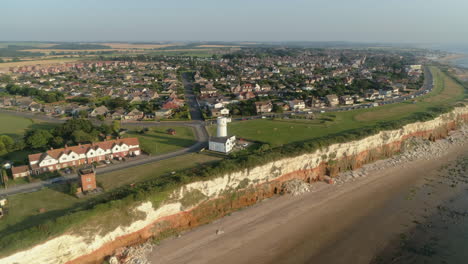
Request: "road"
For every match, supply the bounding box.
[0,74,210,197]
[0,67,432,196]
[211,66,434,124]
[181,72,204,121]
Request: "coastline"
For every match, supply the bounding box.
[146,128,468,264]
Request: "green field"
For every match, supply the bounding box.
[210,67,466,146]
[0,113,58,163]
[0,114,35,138]
[0,153,220,237]
[0,113,57,138]
[98,153,220,190]
[123,126,196,155]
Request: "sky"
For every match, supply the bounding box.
[2,0,468,44]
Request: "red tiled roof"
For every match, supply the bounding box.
[28,138,140,163]
[11,165,29,174]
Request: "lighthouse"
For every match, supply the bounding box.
[216,116,228,137]
[209,117,236,153]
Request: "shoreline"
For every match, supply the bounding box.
[144,128,468,264]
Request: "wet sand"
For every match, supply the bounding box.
[148,145,468,264]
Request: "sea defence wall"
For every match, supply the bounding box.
[2,106,468,264]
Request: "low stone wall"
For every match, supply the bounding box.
[1,106,468,264]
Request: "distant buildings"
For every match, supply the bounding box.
[255,101,273,113]
[289,100,306,111]
[325,95,339,107]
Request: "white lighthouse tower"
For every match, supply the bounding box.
[209,117,236,153]
[216,116,228,137]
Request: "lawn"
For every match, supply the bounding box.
[98,153,220,190]
[0,114,34,138]
[0,184,91,237]
[0,153,220,237]
[122,126,196,155]
[0,113,58,163]
[0,113,57,138]
[212,67,466,146]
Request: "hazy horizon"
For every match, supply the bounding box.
[2,0,468,45]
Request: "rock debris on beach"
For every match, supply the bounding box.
[111,125,468,260]
[109,242,153,264]
[334,125,468,185]
[281,179,312,196]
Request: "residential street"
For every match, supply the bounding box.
[0,74,209,197]
[0,67,431,197]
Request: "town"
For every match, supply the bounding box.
[0,49,425,122]
[0,43,465,264]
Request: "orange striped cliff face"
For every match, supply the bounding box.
[2,106,468,264]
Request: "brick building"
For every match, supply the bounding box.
[78,165,97,192]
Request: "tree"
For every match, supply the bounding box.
[72,130,97,143]
[0,135,15,153]
[111,120,121,133]
[272,104,284,113]
[0,141,7,156]
[50,136,64,148]
[25,129,53,149]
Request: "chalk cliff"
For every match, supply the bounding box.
[2,106,468,264]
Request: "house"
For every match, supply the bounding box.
[162,98,185,109]
[15,97,34,109]
[78,165,97,192]
[310,98,325,108]
[28,138,141,175]
[11,165,30,178]
[364,89,379,100]
[325,94,339,107]
[200,85,218,97]
[41,105,54,115]
[209,136,236,153]
[155,109,173,119]
[111,108,126,120]
[211,108,230,117]
[237,91,255,101]
[275,102,290,111]
[0,98,13,107]
[289,99,306,111]
[28,102,42,112]
[255,101,273,113]
[90,106,109,117]
[379,89,393,98]
[339,95,354,105]
[124,109,144,120]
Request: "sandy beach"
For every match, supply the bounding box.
[146,133,468,264]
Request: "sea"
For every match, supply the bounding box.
[371,154,468,264]
[451,56,468,69]
[438,44,468,69]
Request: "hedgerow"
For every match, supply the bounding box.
[0,102,465,258]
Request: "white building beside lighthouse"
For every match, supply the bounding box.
[209,117,236,153]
